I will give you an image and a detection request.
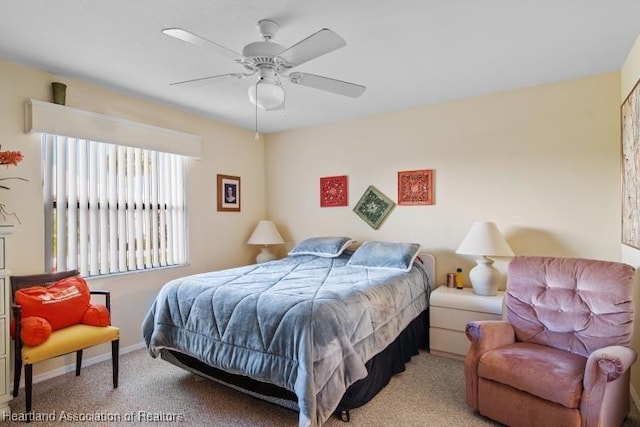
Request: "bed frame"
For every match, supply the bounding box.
[160,253,435,422]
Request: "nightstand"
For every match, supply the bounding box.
[429,286,504,359]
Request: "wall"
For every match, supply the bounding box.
[0,57,627,391]
[265,72,621,288]
[0,60,266,379]
[621,35,640,404]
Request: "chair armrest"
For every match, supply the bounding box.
[464,320,515,409]
[11,303,22,353]
[584,346,637,387]
[90,290,110,296]
[11,302,21,319]
[581,346,637,427]
[89,289,111,313]
[465,320,515,352]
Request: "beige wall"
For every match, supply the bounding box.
[0,55,628,391]
[265,72,621,288]
[621,35,640,403]
[0,60,266,378]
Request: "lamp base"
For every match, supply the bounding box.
[256,247,276,264]
[469,256,501,296]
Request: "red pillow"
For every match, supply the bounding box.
[20,316,52,346]
[82,304,111,327]
[15,276,91,331]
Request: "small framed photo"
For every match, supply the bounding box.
[397,169,434,205]
[320,175,348,207]
[217,174,241,212]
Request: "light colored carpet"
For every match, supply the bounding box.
[6,348,640,426]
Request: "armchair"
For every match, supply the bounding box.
[11,270,119,416]
[465,256,636,427]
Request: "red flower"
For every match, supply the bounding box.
[0,146,26,224]
[0,150,23,167]
[0,146,26,189]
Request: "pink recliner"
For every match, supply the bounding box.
[465,256,636,427]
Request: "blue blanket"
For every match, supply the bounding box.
[142,253,431,426]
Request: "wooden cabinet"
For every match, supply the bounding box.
[429,286,504,359]
[0,225,13,417]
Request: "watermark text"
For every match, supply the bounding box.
[3,410,185,423]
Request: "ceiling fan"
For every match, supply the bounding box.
[162,19,366,111]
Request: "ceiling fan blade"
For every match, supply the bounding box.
[162,28,244,61]
[278,29,346,67]
[170,73,247,87]
[288,72,366,98]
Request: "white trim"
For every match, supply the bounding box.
[18,341,147,389]
[25,99,202,158]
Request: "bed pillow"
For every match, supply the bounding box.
[347,241,421,271]
[288,236,356,258]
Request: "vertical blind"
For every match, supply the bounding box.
[42,133,187,276]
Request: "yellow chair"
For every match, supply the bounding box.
[11,270,119,415]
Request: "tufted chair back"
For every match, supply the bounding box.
[505,256,635,358]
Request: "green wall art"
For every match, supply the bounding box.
[353,185,395,229]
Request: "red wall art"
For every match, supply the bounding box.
[320,175,348,207]
[397,169,433,205]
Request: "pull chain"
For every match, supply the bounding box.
[254,81,259,140]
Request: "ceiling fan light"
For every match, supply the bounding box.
[248,80,285,110]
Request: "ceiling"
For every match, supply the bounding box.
[2,1,640,134]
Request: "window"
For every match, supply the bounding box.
[42,134,188,277]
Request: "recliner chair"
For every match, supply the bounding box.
[465,256,636,427]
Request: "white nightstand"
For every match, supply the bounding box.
[429,286,505,359]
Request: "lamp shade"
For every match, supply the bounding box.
[456,221,514,257]
[247,220,284,246]
[248,79,285,111]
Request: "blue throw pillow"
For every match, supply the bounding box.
[288,236,356,258]
[347,241,421,271]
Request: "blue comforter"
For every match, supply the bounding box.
[142,253,431,426]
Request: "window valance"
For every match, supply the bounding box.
[25,99,202,158]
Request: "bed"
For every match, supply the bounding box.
[142,238,434,426]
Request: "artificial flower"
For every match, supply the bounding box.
[0,145,26,223]
[0,149,23,167]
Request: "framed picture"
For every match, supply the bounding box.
[397,169,433,205]
[622,78,640,248]
[320,175,348,207]
[353,185,395,229]
[217,174,241,212]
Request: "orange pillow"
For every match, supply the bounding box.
[15,276,90,331]
[20,316,52,346]
[82,304,111,327]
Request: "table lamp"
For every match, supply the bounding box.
[455,221,514,296]
[247,220,284,263]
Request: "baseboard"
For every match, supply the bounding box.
[632,383,640,412]
[17,341,147,389]
[429,349,465,361]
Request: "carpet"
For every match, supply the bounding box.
[5,348,640,426]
